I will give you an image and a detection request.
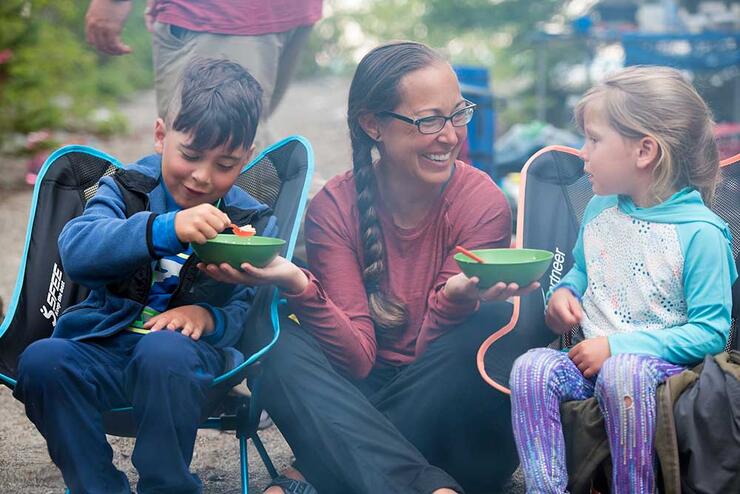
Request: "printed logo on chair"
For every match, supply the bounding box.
[40,263,65,327]
[548,246,568,291]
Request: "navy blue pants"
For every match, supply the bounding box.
[13,330,226,494]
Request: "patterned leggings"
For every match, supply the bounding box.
[510,348,684,494]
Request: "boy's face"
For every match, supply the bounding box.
[154,118,254,209]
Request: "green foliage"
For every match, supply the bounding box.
[0,0,152,146]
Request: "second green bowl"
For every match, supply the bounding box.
[454,248,554,288]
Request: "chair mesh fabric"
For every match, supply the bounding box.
[235,155,281,209]
[712,161,739,350]
[565,174,593,225]
[83,165,117,202]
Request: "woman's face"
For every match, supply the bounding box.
[377,63,468,188]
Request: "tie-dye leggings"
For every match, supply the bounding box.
[510,348,684,493]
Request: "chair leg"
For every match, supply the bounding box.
[251,432,279,479]
[240,435,249,494]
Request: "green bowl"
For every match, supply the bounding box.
[191,235,286,268]
[454,248,554,288]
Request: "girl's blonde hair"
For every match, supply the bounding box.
[574,66,720,204]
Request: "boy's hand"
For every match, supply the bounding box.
[568,336,611,378]
[443,272,539,304]
[143,305,215,340]
[198,256,309,295]
[546,287,583,334]
[175,204,231,245]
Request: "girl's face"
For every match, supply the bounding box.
[579,102,641,197]
[375,63,468,188]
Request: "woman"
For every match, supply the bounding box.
[202,41,537,494]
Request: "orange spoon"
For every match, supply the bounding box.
[230,223,256,237]
[455,245,485,263]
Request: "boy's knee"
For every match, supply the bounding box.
[130,331,200,374]
[18,338,75,382]
[15,339,80,400]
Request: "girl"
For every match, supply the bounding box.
[510,66,737,493]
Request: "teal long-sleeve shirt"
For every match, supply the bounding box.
[548,188,737,365]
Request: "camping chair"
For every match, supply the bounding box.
[0,135,315,494]
[476,146,740,491]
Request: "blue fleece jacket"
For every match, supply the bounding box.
[54,154,277,349]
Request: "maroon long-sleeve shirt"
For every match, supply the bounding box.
[285,162,512,379]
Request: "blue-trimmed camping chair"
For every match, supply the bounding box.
[476,147,739,492]
[0,136,315,494]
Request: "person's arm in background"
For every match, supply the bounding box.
[85,0,135,55]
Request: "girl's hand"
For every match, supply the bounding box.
[198,256,309,295]
[545,287,583,334]
[443,272,540,304]
[143,304,214,340]
[569,337,611,378]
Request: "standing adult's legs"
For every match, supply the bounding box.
[151,24,308,150]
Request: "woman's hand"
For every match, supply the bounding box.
[143,305,214,340]
[569,336,611,378]
[443,272,540,304]
[545,287,583,334]
[198,256,309,295]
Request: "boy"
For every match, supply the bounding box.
[13,58,276,494]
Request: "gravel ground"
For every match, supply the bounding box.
[0,75,523,493]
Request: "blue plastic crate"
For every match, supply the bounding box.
[454,65,495,176]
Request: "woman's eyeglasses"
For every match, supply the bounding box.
[378,102,477,135]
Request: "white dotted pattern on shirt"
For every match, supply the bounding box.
[580,207,688,339]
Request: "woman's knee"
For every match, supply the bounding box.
[262,326,324,378]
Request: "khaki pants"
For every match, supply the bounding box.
[151,22,313,150]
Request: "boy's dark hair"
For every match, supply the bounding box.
[167,58,263,153]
